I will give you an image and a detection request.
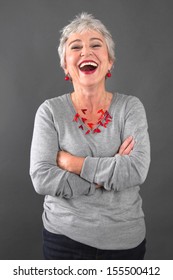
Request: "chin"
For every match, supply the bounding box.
[79,75,104,86]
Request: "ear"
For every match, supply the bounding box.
[64,69,68,76]
[108,59,114,71]
[63,56,69,73]
[63,65,68,74]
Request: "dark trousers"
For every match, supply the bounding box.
[43,228,146,260]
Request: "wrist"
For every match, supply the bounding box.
[69,155,84,175]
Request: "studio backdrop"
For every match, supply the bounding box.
[0,0,173,259]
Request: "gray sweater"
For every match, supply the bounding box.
[30,92,150,250]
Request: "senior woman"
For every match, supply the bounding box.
[30,13,150,260]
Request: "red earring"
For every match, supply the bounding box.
[106,70,112,78]
[65,74,70,81]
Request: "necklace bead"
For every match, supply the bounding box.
[73,109,112,135]
[72,92,112,134]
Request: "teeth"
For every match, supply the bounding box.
[79,62,98,68]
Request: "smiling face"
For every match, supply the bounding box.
[64,30,113,89]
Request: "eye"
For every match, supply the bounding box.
[91,44,102,48]
[71,45,82,50]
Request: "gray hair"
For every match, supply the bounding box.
[58,12,115,69]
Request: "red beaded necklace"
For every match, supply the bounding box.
[72,92,112,135]
[73,108,112,135]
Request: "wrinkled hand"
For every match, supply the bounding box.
[118,136,135,155]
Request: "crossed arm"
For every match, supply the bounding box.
[56,136,135,186]
[31,97,150,197]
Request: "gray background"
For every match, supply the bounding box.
[0,0,172,260]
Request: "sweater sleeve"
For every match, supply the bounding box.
[80,96,151,192]
[30,101,95,199]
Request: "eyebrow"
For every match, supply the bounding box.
[68,37,103,46]
[68,39,81,46]
[90,38,103,43]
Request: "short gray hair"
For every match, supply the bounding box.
[58,12,115,69]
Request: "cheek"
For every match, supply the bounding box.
[65,52,78,65]
[97,51,110,65]
[66,58,78,74]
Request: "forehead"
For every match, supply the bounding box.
[66,30,106,44]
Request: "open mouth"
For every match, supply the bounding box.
[79,61,98,74]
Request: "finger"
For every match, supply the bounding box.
[96,184,102,189]
[122,138,135,155]
[119,139,134,156]
[118,136,133,155]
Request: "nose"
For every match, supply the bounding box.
[80,45,92,57]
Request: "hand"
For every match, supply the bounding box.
[118,136,135,156]
[56,151,84,175]
[96,184,102,189]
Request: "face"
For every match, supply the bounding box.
[64,30,113,88]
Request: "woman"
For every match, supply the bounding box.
[30,13,150,260]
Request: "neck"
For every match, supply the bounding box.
[72,84,108,113]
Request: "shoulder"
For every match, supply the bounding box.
[36,93,69,116]
[115,92,146,112]
[42,93,69,110]
[115,92,142,105]
[111,93,147,126]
